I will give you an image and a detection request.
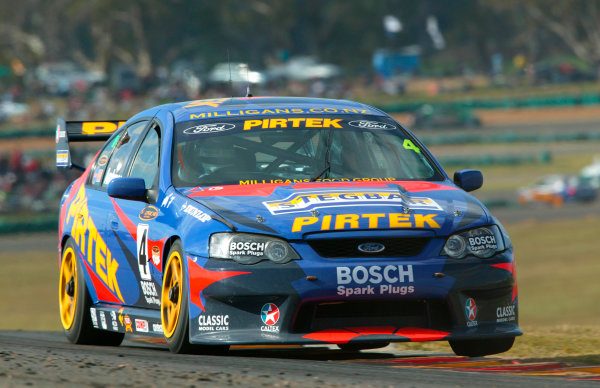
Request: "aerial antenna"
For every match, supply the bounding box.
[245,65,253,97]
[227,49,233,97]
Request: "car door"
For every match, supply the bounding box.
[106,121,166,309]
[81,120,149,306]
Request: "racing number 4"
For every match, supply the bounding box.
[137,224,151,281]
[403,139,421,153]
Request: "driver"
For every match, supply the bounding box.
[177,136,255,184]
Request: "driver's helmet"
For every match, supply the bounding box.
[186,136,237,175]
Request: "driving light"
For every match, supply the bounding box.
[210,233,300,264]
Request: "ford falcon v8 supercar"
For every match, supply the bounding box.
[56,97,520,356]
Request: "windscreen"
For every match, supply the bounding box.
[172,115,443,187]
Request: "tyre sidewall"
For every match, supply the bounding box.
[62,239,92,343]
[163,240,193,353]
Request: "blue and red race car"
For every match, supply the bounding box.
[56,97,520,356]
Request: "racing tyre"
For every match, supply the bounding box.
[161,240,228,355]
[59,238,124,345]
[449,337,515,357]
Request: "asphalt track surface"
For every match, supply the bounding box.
[2,331,597,387]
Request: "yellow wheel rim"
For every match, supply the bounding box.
[161,251,183,338]
[59,246,78,330]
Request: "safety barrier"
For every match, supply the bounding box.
[437,151,551,167]
[419,130,600,146]
[378,92,600,113]
[0,214,57,234]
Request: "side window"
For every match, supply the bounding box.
[89,132,122,187]
[129,126,160,189]
[102,120,148,186]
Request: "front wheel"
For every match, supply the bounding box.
[59,238,124,345]
[449,337,515,357]
[161,240,228,354]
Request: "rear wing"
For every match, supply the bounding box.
[56,118,126,169]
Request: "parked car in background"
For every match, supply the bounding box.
[518,174,597,207]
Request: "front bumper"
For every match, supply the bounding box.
[185,246,520,346]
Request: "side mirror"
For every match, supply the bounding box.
[107,177,147,200]
[454,169,483,192]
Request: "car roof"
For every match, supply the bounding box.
[131,97,386,124]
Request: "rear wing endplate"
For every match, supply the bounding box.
[56,118,126,169]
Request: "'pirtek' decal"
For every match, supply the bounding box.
[292,213,441,232]
[65,185,124,303]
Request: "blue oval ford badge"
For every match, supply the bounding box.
[357,242,385,253]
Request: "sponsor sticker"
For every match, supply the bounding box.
[181,203,211,222]
[90,307,98,328]
[99,311,107,330]
[292,212,440,232]
[56,151,69,166]
[336,265,415,297]
[152,323,163,334]
[260,303,280,333]
[55,124,63,143]
[243,117,343,130]
[264,190,441,215]
[188,107,371,119]
[467,234,498,253]
[151,246,161,266]
[97,155,109,166]
[140,280,160,306]
[139,205,159,221]
[123,315,133,332]
[496,304,516,323]
[135,319,149,333]
[229,241,266,258]
[465,298,478,327]
[183,123,236,135]
[348,120,396,130]
[198,314,230,332]
[110,311,118,331]
[161,193,175,208]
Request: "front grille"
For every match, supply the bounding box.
[292,299,451,333]
[308,237,430,258]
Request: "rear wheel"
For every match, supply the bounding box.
[449,337,515,357]
[161,240,228,354]
[59,238,124,345]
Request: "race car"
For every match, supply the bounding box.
[56,97,520,356]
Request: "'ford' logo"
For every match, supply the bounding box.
[357,242,385,253]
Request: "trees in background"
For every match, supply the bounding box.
[0,0,598,77]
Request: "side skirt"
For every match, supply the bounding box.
[89,303,164,337]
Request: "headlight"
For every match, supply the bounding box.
[442,225,505,259]
[209,233,300,265]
